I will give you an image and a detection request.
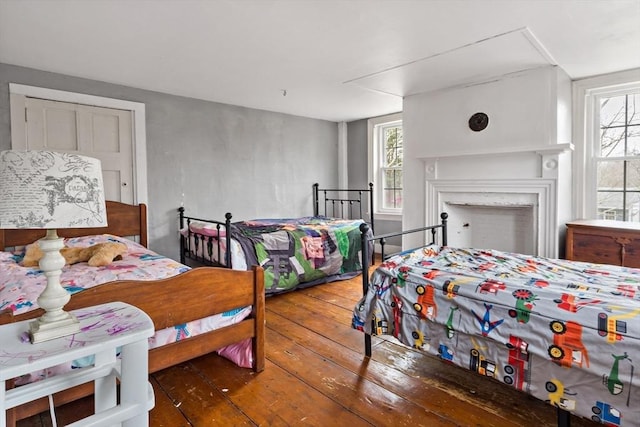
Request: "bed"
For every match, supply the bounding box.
[352,214,640,427]
[179,183,374,295]
[0,201,265,426]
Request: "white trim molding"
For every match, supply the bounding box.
[367,111,403,221]
[572,68,640,219]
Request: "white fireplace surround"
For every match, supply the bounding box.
[426,179,557,257]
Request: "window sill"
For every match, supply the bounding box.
[374,212,402,222]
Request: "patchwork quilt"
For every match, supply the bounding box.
[352,245,640,426]
[232,216,371,294]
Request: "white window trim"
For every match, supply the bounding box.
[573,69,640,219]
[368,112,402,221]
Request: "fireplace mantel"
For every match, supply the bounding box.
[421,143,573,181]
[419,143,573,161]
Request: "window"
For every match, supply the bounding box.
[595,92,640,221]
[368,113,403,217]
[574,70,640,222]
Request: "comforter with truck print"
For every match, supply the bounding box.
[352,245,640,426]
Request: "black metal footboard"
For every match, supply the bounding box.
[178,207,233,268]
[358,212,449,358]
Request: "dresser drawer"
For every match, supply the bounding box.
[566,220,640,268]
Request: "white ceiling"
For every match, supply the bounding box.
[1,0,639,122]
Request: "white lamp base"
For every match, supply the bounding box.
[29,229,80,344]
[29,314,80,343]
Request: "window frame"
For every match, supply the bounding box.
[573,69,640,220]
[368,112,403,219]
[592,88,640,221]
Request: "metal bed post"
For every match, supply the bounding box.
[224,212,233,268]
[178,207,186,264]
[359,222,372,358]
[440,212,448,246]
[368,183,374,234]
[558,408,570,427]
[312,183,319,216]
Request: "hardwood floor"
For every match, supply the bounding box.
[18,272,599,427]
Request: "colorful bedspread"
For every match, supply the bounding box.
[1,234,189,316]
[0,234,254,384]
[352,245,640,426]
[232,216,370,294]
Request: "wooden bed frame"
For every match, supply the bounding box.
[179,183,375,267]
[0,201,265,425]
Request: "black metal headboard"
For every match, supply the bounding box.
[312,183,374,234]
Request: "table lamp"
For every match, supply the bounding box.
[0,150,107,343]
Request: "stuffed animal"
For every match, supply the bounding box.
[22,241,128,267]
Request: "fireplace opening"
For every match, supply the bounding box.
[445,203,536,255]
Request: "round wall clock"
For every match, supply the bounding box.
[468,112,489,132]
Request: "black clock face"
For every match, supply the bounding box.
[469,112,489,132]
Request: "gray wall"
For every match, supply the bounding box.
[347,119,402,245]
[0,63,340,259]
[347,119,368,190]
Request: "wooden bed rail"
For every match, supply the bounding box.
[313,183,375,234]
[359,212,448,358]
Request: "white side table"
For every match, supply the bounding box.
[0,302,155,427]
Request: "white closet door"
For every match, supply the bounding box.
[10,95,134,204]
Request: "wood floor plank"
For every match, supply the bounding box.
[151,365,243,426]
[299,276,365,309]
[266,303,531,427]
[265,326,458,427]
[190,355,372,426]
[283,282,598,427]
[266,287,589,427]
[148,377,193,427]
[266,291,377,350]
[373,341,599,427]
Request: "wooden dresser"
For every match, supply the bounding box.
[565,219,640,267]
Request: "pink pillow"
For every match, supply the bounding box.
[217,338,253,368]
[188,221,226,237]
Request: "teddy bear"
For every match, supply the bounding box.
[22,241,128,267]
